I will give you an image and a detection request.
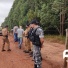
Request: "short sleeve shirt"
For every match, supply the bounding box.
[17,28,24,38]
[13,26,18,33]
[35,27,44,38]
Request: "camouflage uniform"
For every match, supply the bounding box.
[33,27,44,68]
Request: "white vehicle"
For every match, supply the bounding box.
[0,26,2,36]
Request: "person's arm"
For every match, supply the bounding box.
[13,28,14,35]
[8,31,10,35]
[38,28,44,48]
[40,38,44,48]
[2,29,3,36]
[6,29,9,35]
[22,29,25,37]
[16,29,18,34]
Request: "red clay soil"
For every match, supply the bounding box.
[0,36,66,68]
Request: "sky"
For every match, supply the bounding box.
[0,0,14,26]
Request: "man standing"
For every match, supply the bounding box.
[27,27,34,57]
[23,24,31,53]
[2,25,11,51]
[30,20,44,68]
[17,26,24,49]
[13,25,18,42]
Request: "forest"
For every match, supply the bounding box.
[1,0,68,35]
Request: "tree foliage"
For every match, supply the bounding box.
[2,0,68,34]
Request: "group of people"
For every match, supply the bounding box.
[2,19,44,68]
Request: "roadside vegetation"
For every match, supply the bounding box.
[1,0,68,35]
[45,35,65,44]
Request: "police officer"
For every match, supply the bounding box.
[2,25,11,51]
[27,27,34,57]
[30,20,44,68]
[23,24,31,53]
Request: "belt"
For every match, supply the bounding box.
[3,35,8,37]
[25,36,28,37]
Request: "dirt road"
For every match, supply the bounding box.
[0,36,65,68]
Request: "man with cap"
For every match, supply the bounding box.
[30,19,44,68]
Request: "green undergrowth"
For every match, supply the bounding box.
[45,35,66,44]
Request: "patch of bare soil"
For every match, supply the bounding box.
[0,36,66,68]
[41,40,65,68]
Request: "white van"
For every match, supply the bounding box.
[0,26,2,36]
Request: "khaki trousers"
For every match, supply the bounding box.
[2,36,10,50]
[24,37,32,51]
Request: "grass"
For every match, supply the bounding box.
[45,35,66,44]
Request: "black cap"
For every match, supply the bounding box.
[30,20,40,25]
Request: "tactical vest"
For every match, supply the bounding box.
[32,27,42,47]
[27,28,34,41]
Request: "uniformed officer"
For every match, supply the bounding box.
[30,20,44,68]
[27,27,34,57]
[23,24,31,53]
[2,25,11,51]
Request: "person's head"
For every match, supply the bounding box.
[5,25,8,29]
[30,20,40,28]
[26,23,30,28]
[20,26,22,29]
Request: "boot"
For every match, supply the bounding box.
[24,50,29,53]
[29,52,33,57]
[2,49,6,52]
[34,64,41,68]
[19,46,21,49]
[7,49,11,51]
[34,64,37,68]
